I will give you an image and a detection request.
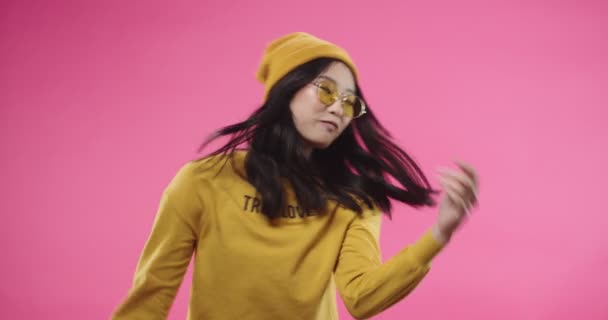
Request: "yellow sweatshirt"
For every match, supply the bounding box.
[112,151,445,320]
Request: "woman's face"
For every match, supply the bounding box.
[290,62,356,151]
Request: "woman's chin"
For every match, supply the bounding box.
[308,139,334,150]
[300,132,338,150]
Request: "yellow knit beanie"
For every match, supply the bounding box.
[255,32,359,100]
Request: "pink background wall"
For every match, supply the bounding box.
[1,0,607,319]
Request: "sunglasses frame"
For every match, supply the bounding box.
[311,80,367,119]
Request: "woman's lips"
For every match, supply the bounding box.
[319,120,338,131]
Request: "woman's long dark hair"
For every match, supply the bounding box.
[198,58,438,220]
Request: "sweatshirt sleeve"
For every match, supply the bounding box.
[112,163,204,320]
[334,208,445,320]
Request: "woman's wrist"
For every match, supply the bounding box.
[431,223,452,245]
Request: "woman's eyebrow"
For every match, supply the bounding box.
[318,75,355,93]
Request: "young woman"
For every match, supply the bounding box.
[112,32,479,320]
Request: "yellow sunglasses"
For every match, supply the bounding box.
[311,79,367,118]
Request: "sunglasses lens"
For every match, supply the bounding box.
[342,96,363,118]
[316,81,336,106]
[315,80,365,118]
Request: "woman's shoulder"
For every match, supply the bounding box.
[178,149,248,181]
[162,150,248,203]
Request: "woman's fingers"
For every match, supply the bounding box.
[438,167,477,201]
[456,160,478,182]
[437,163,479,211]
[455,160,479,198]
[439,176,471,211]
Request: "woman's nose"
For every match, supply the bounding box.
[326,99,344,117]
